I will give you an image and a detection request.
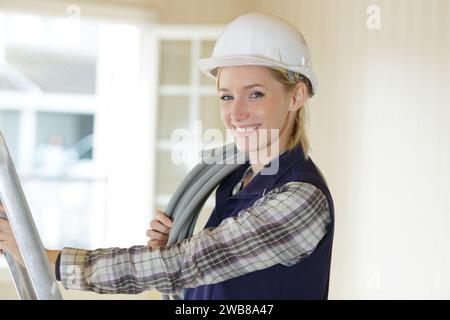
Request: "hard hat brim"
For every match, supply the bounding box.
[198,55,317,96]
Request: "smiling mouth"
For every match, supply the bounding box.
[233,124,261,133]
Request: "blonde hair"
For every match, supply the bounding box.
[215,66,312,160]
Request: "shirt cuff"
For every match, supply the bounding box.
[59,247,92,291]
[55,252,61,281]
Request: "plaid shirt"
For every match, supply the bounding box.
[59,168,331,295]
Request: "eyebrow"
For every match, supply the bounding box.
[218,84,266,92]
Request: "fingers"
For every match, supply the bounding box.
[146,210,173,248]
[0,235,13,251]
[145,229,169,240]
[0,231,14,244]
[145,227,169,248]
[0,219,14,251]
[0,218,11,234]
[150,220,171,234]
[147,239,166,248]
[154,210,173,228]
[146,229,169,241]
[0,219,22,266]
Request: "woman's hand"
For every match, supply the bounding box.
[146,210,173,249]
[0,203,25,267]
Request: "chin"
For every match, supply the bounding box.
[231,127,278,155]
[234,138,266,154]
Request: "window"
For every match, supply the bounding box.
[0,110,20,161]
[0,11,160,253]
[0,11,225,259]
[153,27,224,233]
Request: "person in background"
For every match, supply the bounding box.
[35,134,77,177]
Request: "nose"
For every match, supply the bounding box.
[230,99,249,123]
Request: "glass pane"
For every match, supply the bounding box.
[34,112,94,176]
[155,150,189,195]
[200,40,217,85]
[199,96,225,148]
[157,95,190,140]
[200,94,224,129]
[159,41,191,85]
[0,110,20,162]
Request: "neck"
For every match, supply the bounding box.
[248,120,293,176]
[248,142,289,176]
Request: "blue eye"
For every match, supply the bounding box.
[250,91,264,99]
[220,95,233,101]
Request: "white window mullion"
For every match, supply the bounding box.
[17,109,36,175]
[189,38,201,165]
[141,25,160,236]
[96,22,153,247]
[0,13,5,63]
[152,27,221,208]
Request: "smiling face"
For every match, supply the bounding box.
[217,65,303,154]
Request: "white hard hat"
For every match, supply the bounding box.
[198,12,318,96]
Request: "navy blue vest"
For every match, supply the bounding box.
[183,145,335,300]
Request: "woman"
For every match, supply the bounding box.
[0,12,334,299]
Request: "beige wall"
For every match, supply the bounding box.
[1,0,449,299]
[0,0,254,24]
[253,0,450,298]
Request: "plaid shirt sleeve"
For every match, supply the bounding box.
[59,181,331,295]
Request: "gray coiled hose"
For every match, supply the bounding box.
[162,143,248,300]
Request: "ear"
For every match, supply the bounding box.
[288,82,308,112]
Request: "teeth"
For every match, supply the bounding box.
[234,125,260,133]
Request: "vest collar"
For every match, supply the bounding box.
[230,145,306,199]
